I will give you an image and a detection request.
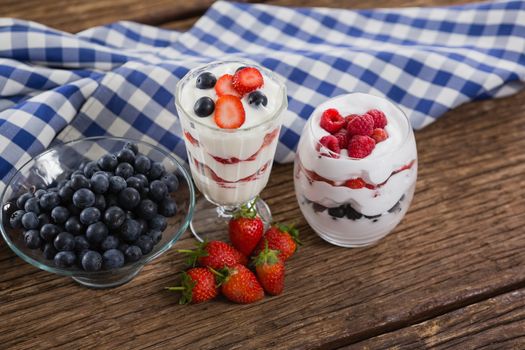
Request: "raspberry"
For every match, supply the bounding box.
[367,109,387,129]
[346,178,366,189]
[319,135,340,158]
[333,129,348,149]
[371,128,388,143]
[347,114,374,136]
[320,109,345,133]
[348,135,375,159]
[345,114,359,126]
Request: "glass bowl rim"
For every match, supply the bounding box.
[0,136,195,277]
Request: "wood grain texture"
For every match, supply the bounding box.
[345,288,525,349]
[1,0,525,349]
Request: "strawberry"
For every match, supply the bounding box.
[213,264,264,304]
[367,109,387,129]
[348,135,375,159]
[214,95,245,129]
[347,114,374,136]
[318,135,340,158]
[371,128,388,143]
[320,108,345,133]
[253,242,285,295]
[215,74,241,97]
[229,202,264,256]
[232,67,264,95]
[346,178,366,189]
[254,224,300,262]
[178,240,248,270]
[166,267,218,304]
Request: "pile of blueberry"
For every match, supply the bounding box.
[312,195,405,222]
[7,142,179,272]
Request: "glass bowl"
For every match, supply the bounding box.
[0,137,195,288]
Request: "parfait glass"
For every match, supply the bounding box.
[175,61,287,241]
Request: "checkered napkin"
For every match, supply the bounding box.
[0,1,524,190]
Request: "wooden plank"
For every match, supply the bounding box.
[344,288,525,349]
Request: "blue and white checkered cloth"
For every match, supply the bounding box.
[1,0,524,190]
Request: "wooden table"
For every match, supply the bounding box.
[2,1,525,349]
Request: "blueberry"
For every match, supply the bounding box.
[119,219,141,243]
[149,215,167,231]
[24,197,41,214]
[137,219,148,234]
[24,230,42,249]
[123,142,139,155]
[149,180,168,202]
[136,235,154,255]
[42,243,58,260]
[115,162,134,179]
[158,197,177,217]
[40,224,60,242]
[90,173,109,194]
[72,170,83,177]
[126,177,143,192]
[147,230,162,244]
[54,251,76,268]
[74,235,90,252]
[193,97,215,118]
[68,204,81,216]
[51,206,70,224]
[134,173,149,187]
[65,216,84,235]
[248,91,268,107]
[57,179,69,189]
[161,173,179,192]
[40,192,61,211]
[37,213,51,226]
[54,232,75,251]
[72,188,95,209]
[103,206,126,230]
[9,210,25,229]
[34,189,46,198]
[77,161,87,171]
[236,66,247,72]
[58,185,74,204]
[109,176,127,193]
[117,148,135,164]
[16,193,33,210]
[21,212,39,229]
[328,206,345,218]
[196,72,217,89]
[118,187,140,210]
[124,245,142,262]
[86,222,108,244]
[345,205,363,220]
[101,235,120,251]
[118,243,129,253]
[70,174,90,190]
[137,199,157,220]
[83,161,100,178]
[81,250,103,272]
[105,194,119,208]
[147,162,164,181]
[134,155,151,174]
[98,154,118,171]
[79,207,101,225]
[94,194,106,211]
[103,249,125,269]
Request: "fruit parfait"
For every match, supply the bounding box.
[294,93,417,247]
[175,61,287,240]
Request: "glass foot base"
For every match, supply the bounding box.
[190,196,272,242]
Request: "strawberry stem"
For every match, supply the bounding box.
[165,287,185,291]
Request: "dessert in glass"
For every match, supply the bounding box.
[175,61,287,241]
[294,93,417,247]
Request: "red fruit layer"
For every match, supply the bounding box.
[296,157,415,190]
[184,128,279,165]
[191,156,270,188]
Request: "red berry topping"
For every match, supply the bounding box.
[367,109,387,129]
[372,128,388,143]
[348,135,375,159]
[345,114,359,127]
[347,114,374,136]
[333,129,348,149]
[215,74,241,97]
[319,135,340,157]
[345,178,366,189]
[320,109,345,133]
[214,95,245,129]
[232,67,264,95]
